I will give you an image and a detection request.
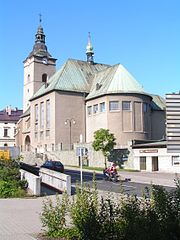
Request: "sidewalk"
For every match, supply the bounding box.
[116,171,178,187]
[0,198,43,240]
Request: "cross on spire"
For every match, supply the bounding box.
[39,13,42,25]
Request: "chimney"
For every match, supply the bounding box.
[6,105,12,115]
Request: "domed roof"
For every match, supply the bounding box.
[86,64,151,100]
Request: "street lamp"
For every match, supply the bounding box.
[65,118,76,150]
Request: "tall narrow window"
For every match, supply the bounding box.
[93,104,98,114]
[3,128,8,137]
[35,104,38,131]
[40,102,44,129]
[143,103,148,113]
[42,73,47,83]
[35,104,38,122]
[46,100,50,129]
[42,74,48,87]
[100,102,105,112]
[87,106,92,115]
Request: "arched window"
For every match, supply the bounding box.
[42,73,47,83]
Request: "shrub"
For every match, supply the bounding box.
[0,180,26,198]
[0,159,27,198]
[150,181,180,240]
[71,183,100,240]
[40,177,180,240]
[41,193,69,237]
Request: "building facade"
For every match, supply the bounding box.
[0,106,22,147]
[131,93,180,173]
[166,93,180,153]
[16,22,166,167]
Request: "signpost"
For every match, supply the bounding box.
[79,134,83,187]
[76,135,88,187]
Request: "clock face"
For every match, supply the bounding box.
[42,58,48,64]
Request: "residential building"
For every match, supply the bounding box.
[0,106,22,147]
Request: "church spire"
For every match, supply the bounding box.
[86,32,94,64]
[28,15,51,58]
[35,14,45,44]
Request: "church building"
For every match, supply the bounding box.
[16,21,165,167]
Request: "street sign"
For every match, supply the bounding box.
[76,147,88,157]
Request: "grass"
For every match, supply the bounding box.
[65,165,140,172]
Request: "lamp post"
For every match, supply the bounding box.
[65,118,76,150]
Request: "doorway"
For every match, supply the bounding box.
[152,157,158,171]
[24,135,31,151]
[140,157,146,170]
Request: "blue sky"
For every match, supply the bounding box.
[0,0,179,110]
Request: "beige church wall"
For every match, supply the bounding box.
[54,91,86,150]
[86,94,152,148]
[15,119,23,147]
[86,96,108,142]
[23,57,56,112]
[30,92,56,153]
[46,144,105,168]
[23,59,35,111]
[33,60,56,93]
[151,110,165,140]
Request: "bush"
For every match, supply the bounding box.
[0,180,26,198]
[41,178,180,240]
[71,185,99,240]
[0,159,27,198]
[41,193,69,237]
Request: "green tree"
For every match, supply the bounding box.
[92,128,116,168]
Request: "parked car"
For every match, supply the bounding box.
[40,160,64,173]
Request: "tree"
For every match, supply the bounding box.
[92,128,116,168]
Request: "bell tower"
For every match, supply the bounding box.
[23,16,57,112]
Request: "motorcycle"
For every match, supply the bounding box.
[103,169,119,182]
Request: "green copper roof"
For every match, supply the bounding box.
[30,58,163,107]
[86,64,150,100]
[30,59,109,100]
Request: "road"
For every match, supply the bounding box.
[20,163,175,197]
[64,169,174,197]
